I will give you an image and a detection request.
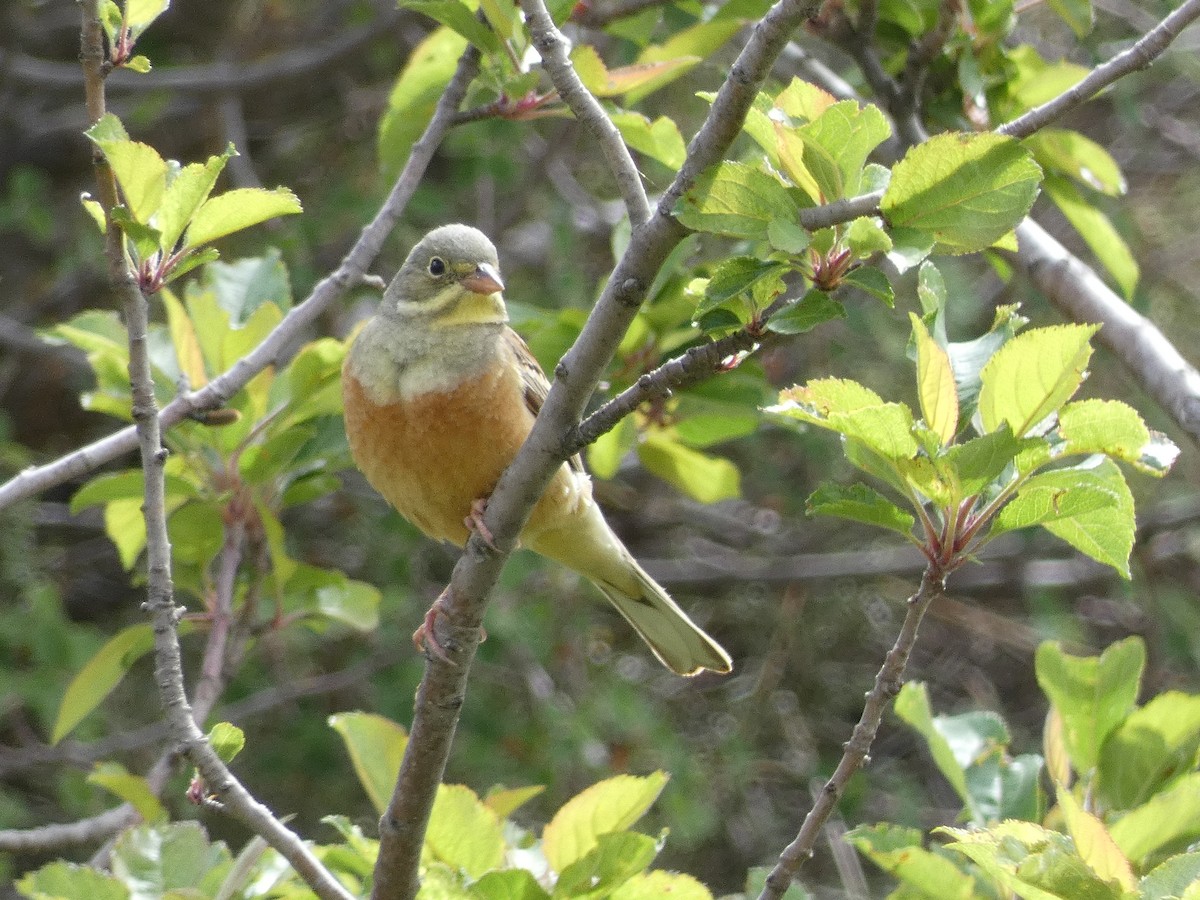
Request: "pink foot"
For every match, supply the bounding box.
[465,497,498,550]
[412,589,487,665]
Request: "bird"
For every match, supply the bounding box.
[342,223,732,676]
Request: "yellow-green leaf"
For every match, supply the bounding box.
[162,288,208,387]
[636,432,740,503]
[183,187,301,249]
[542,772,669,872]
[1056,787,1135,890]
[427,784,505,877]
[88,762,167,823]
[328,711,408,816]
[910,313,958,445]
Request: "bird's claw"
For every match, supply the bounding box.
[412,590,487,665]
[465,498,499,551]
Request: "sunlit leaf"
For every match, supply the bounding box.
[426,784,505,878]
[806,482,915,537]
[1043,176,1138,300]
[674,161,798,240]
[183,187,301,249]
[378,27,469,172]
[910,313,957,445]
[329,712,408,816]
[88,762,167,823]
[541,771,668,872]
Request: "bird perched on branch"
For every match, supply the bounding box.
[342,224,731,676]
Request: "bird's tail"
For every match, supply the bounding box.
[528,502,732,676]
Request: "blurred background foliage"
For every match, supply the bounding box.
[1,0,1199,895]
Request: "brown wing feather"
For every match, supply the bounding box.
[504,327,584,474]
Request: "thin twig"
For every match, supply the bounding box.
[998,0,1200,140]
[570,0,673,28]
[758,567,946,899]
[520,0,651,226]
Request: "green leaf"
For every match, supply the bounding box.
[17,862,129,900]
[845,823,977,899]
[401,0,499,50]
[941,426,1021,496]
[1042,176,1139,300]
[699,257,787,317]
[1058,398,1178,475]
[1000,47,1089,118]
[637,432,740,503]
[206,249,293,321]
[1056,788,1136,892]
[1140,853,1200,899]
[946,304,1027,425]
[991,465,1124,535]
[1109,772,1200,865]
[110,822,232,896]
[610,869,713,900]
[183,187,301,249]
[674,162,799,240]
[881,132,1042,255]
[328,711,408,815]
[315,577,382,631]
[1040,459,1136,578]
[155,146,234,253]
[1035,637,1144,776]
[1025,129,1124,196]
[766,289,846,335]
[206,722,245,764]
[611,111,686,169]
[743,867,809,900]
[587,416,637,480]
[555,831,660,895]
[484,784,546,819]
[806,482,915,538]
[1098,691,1200,810]
[123,0,170,34]
[426,784,504,878]
[977,323,1099,437]
[795,100,892,202]
[378,28,469,173]
[767,217,810,254]
[541,771,669,872]
[845,216,892,257]
[895,683,971,808]
[85,116,167,224]
[53,624,155,743]
[769,377,885,420]
[88,762,167,823]
[842,266,893,306]
[1047,0,1093,37]
[124,54,152,73]
[470,870,552,900]
[910,313,958,446]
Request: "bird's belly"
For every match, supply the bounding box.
[344,363,552,546]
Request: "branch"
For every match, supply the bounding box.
[570,0,673,29]
[998,0,1200,140]
[758,566,947,899]
[520,0,651,225]
[1012,219,1200,441]
[0,44,481,512]
[370,3,821,897]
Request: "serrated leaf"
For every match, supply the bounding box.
[110,822,232,896]
[637,432,740,503]
[796,100,891,201]
[53,624,155,743]
[484,784,546,819]
[155,146,234,253]
[772,377,885,418]
[1057,789,1135,890]
[1099,691,1200,810]
[611,111,686,169]
[1109,772,1200,865]
[978,323,1099,437]
[828,404,920,460]
[541,772,668,872]
[470,869,552,900]
[402,0,500,50]
[700,257,787,313]
[842,266,893,306]
[767,217,809,253]
[427,784,505,878]
[1058,398,1178,476]
[123,54,151,73]
[991,462,1127,543]
[17,862,129,900]
[1140,852,1200,899]
[766,289,846,335]
[556,830,660,895]
[88,762,167,823]
[1036,637,1144,776]
[806,482,915,537]
[910,313,958,445]
[881,133,1042,255]
[183,187,301,249]
[845,823,977,899]
[774,121,823,205]
[610,869,713,900]
[123,0,170,33]
[378,27,469,173]
[845,216,892,256]
[329,712,407,815]
[206,722,245,764]
[1043,175,1139,300]
[674,161,798,240]
[1026,129,1125,196]
[86,117,167,224]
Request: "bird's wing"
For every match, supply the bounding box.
[505,327,585,474]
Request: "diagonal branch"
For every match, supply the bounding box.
[521,0,651,225]
[998,0,1200,140]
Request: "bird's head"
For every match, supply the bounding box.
[382,224,508,329]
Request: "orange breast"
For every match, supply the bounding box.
[343,362,534,546]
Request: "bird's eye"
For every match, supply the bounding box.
[428,257,446,276]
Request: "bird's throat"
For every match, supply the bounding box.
[431,291,508,329]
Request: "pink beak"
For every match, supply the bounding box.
[461,263,504,295]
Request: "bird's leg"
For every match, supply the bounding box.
[464,497,499,550]
[412,587,487,665]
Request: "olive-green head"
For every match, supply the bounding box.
[383,224,507,327]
